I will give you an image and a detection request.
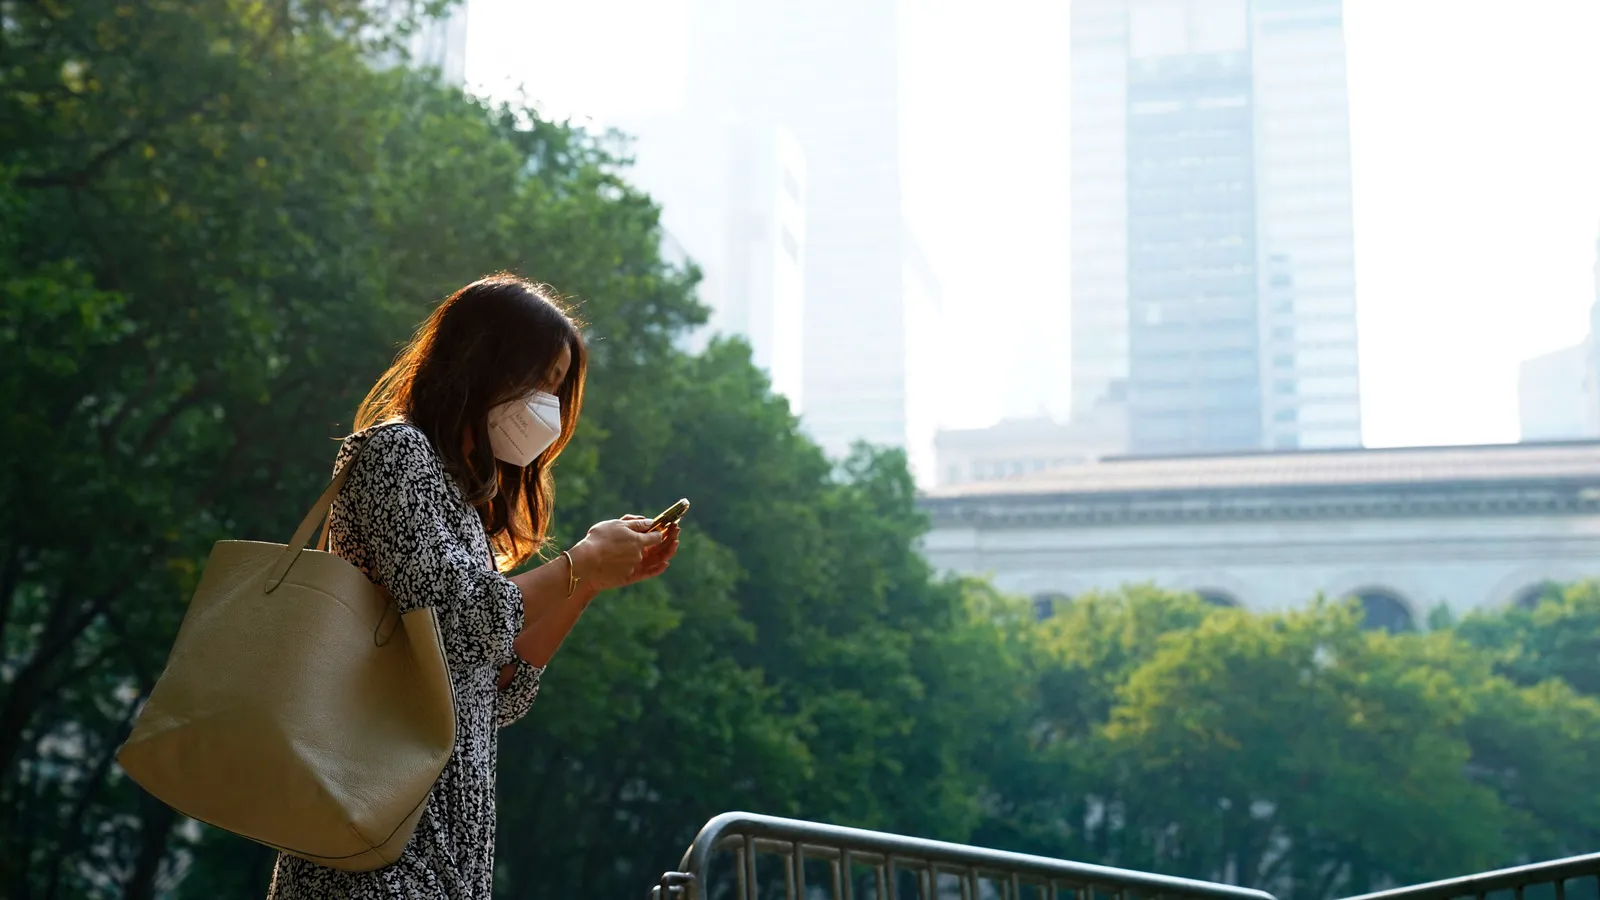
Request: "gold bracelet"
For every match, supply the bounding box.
[560,549,579,598]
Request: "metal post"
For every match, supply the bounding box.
[744,835,760,900]
[657,873,697,900]
[786,847,798,900]
[794,844,807,900]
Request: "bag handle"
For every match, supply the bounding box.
[264,425,392,593]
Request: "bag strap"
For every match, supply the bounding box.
[264,424,396,592]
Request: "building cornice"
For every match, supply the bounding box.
[918,480,1600,529]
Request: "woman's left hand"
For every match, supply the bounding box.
[616,516,680,587]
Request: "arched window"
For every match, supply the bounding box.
[1351,589,1415,632]
[1031,592,1070,621]
[1194,589,1240,608]
[1514,581,1560,610]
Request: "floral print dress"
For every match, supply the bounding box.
[268,422,543,899]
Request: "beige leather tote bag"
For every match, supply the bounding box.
[118,431,456,871]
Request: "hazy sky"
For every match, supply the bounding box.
[466,0,1600,450]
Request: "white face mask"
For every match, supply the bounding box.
[485,390,562,467]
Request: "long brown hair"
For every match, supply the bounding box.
[354,275,587,569]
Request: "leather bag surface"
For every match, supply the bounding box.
[118,430,457,871]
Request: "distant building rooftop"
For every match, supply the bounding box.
[922,440,1600,502]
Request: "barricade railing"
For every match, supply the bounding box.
[1340,852,1600,900]
[651,812,1278,900]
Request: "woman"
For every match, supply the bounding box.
[268,275,679,899]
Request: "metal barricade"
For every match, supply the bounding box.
[1340,852,1600,900]
[651,811,1278,900]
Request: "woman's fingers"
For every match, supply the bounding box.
[622,518,667,540]
[645,533,679,564]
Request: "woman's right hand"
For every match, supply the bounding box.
[568,518,665,592]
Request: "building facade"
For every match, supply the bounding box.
[934,409,1126,488]
[617,114,809,411]
[401,1,469,86]
[615,1,928,466]
[684,0,926,464]
[1519,342,1598,442]
[1516,223,1600,442]
[1070,0,1361,456]
[919,441,1600,626]
[902,230,944,485]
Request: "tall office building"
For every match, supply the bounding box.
[724,123,809,410]
[1070,0,1362,456]
[1518,343,1597,442]
[382,0,469,85]
[686,0,921,463]
[616,113,809,410]
[1520,224,1600,442]
[1588,226,1600,431]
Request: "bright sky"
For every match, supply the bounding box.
[466,0,1600,450]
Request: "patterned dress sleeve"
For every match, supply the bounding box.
[343,424,524,671]
[496,661,543,728]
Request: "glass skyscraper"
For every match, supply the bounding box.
[1071,0,1362,456]
[685,0,923,469]
[386,0,469,86]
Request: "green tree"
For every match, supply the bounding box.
[490,335,1030,895]
[1455,580,1600,696]
[5,1,1021,896]
[12,2,1600,899]
[984,590,1600,900]
[0,0,697,893]
[965,586,1220,861]
[1449,582,1600,860]
[1101,601,1507,896]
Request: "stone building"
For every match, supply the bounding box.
[918,440,1600,628]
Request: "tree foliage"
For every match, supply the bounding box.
[5,3,1600,899]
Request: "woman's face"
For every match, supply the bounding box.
[540,343,573,394]
[465,343,574,456]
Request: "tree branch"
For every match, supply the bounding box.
[0,581,127,780]
[122,794,177,900]
[45,640,123,697]
[130,378,216,461]
[15,0,295,192]
[99,359,164,455]
[0,544,24,662]
[15,92,219,191]
[1312,857,1349,900]
[29,583,121,679]
[1255,825,1295,887]
[41,687,146,900]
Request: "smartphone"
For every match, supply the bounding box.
[648,498,691,533]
